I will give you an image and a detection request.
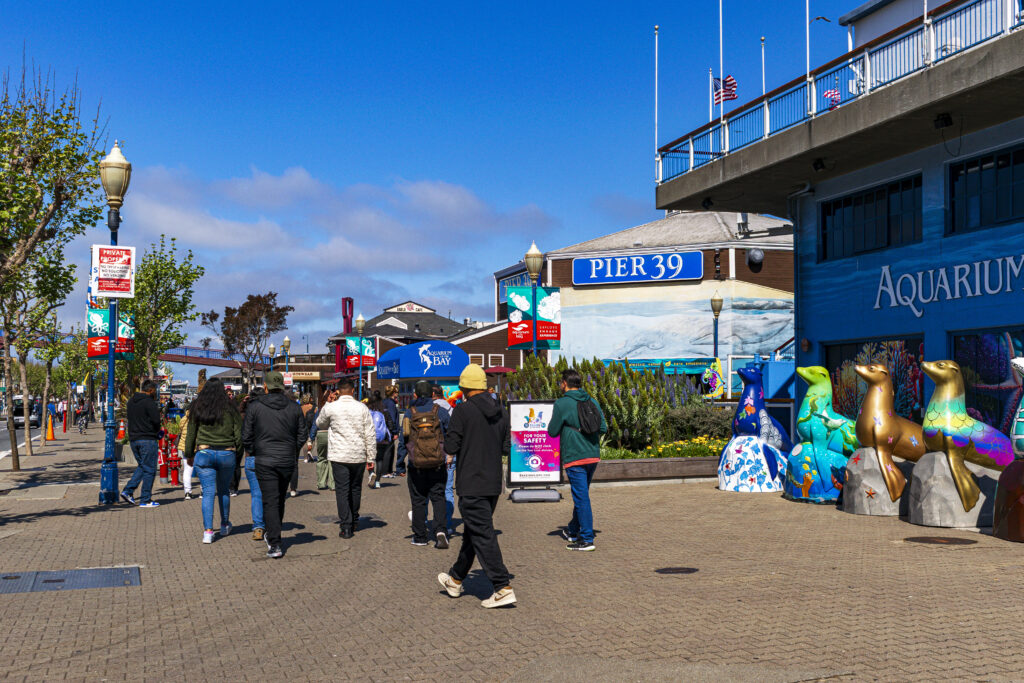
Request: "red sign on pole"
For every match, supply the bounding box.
[90,245,136,298]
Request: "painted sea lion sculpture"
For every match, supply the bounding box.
[718,365,793,493]
[784,366,858,503]
[921,360,1011,512]
[854,364,926,501]
[1011,358,1024,459]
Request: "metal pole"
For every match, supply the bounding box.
[761,37,766,96]
[358,336,363,400]
[99,208,120,505]
[531,279,538,357]
[654,25,659,178]
[285,351,289,373]
[713,315,720,359]
[719,0,724,126]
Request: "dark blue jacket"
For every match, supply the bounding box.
[397,396,450,459]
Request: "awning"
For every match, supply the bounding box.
[484,366,515,374]
[376,341,470,379]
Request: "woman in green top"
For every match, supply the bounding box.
[183,378,242,544]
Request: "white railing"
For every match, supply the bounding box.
[658,0,1023,183]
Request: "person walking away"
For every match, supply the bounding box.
[309,390,338,490]
[179,403,199,500]
[400,380,450,548]
[239,393,264,540]
[437,364,515,608]
[367,394,396,489]
[432,384,457,534]
[182,378,242,544]
[242,372,306,558]
[315,380,375,538]
[121,380,163,508]
[547,369,607,552]
[384,385,404,476]
[300,394,315,462]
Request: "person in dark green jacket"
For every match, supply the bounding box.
[183,378,243,544]
[547,369,607,551]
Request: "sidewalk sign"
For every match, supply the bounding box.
[507,400,562,486]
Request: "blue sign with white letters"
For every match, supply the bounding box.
[571,251,703,286]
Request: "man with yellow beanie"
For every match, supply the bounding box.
[437,363,515,608]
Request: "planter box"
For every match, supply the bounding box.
[593,456,718,482]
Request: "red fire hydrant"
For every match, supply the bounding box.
[158,431,169,483]
[167,432,181,487]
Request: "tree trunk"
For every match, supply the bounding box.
[42,361,52,424]
[145,352,154,383]
[18,353,33,457]
[3,337,19,470]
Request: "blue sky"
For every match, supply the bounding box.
[3,0,853,380]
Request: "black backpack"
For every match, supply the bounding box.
[576,399,602,435]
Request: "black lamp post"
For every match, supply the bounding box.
[98,142,132,505]
[710,291,724,359]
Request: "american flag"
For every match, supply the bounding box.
[823,86,841,110]
[713,76,738,105]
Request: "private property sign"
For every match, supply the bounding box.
[90,246,136,298]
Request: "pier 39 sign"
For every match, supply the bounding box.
[572,251,703,286]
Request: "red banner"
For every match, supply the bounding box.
[87,336,135,359]
[344,355,376,369]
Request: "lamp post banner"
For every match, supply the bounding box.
[343,337,376,369]
[86,308,135,360]
[506,285,560,350]
[508,400,561,485]
[90,245,136,298]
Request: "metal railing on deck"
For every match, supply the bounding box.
[657,0,1023,183]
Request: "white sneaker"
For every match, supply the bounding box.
[219,523,232,536]
[408,510,413,521]
[368,472,378,487]
[481,587,517,608]
[202,530,215,544]
[437,573,463,597]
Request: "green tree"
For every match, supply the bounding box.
[35,313,62,409]
[121,235,205,382]
[53,328,94,417]
[0,69,104,290]
[202,292,292,390]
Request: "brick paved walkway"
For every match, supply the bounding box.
[1,428,1023,681]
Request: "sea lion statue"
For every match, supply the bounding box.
[921,360,1011,512]
[784,366,857,503]
[994,361,1024,541]
[854,363,926,501]
[1012,357,1024,459]
[718,364,793,493]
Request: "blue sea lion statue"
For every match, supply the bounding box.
[718,364,793,492]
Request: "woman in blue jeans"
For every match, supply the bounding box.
[182,378,243,544]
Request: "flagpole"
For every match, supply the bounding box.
[761,36,766,96]
[718,0,724,127]
[708,68,713,122]
[654,25,659,172]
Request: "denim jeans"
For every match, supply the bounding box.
[566,462,598,544]
[124,439,159,504]
[444,461,456,529]
[244,456,263,530]
[194,449,235,530]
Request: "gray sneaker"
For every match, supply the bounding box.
[267,545,283,559]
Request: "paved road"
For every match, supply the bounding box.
[1,431,1023,681]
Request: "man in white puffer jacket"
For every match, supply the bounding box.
[315,379,376,538]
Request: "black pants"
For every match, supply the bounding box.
[375,442,393,476]
[255,461,295,546]
[331,462,364,530]
[231,451,244,491]
[450,495,510,591]
[289,454,299,492]
[408,465,446,542]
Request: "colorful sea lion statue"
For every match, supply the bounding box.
[718,364,793,493]
[921,360,1012,512]
[854,364,926,501]
[1011,357,1024,459]
[784,366,858,503]
[994,361,1024,541]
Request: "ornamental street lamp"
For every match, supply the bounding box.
[282,336,291,372]
[98,142,132,505]
[268,342,276,382]
[524,242,544,357]
[354,314,366,401]
[710,290,724,359]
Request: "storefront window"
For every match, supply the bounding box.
[951,327,1024,438]
[949,144,1024,234]
[819,175,922,261]
[824,337,925,422]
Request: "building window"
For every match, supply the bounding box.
[469,354,485,365]
[819,175,922,261]
[949,144,1024,234]
[823,337,925,422]
[488,354,504,367]
[951,327,1024,438]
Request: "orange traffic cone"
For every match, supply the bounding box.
[116,420,126,441]
[45,415,56,442]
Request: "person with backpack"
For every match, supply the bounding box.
[547,369,607,552]
[399,380,450,548]
[242,372,307,558]
[367,393,396,489]
[436,364,515,608]
[315,379,376,539]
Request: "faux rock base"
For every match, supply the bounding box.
[907,452,997,528]
[841,448,914,516]
[993,460,1024,542]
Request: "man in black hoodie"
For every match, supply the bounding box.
[437,364,516,608]
[121,380,163,507]
[242,371,306,558]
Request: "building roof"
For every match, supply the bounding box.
[210,368,266,381]
[839,0,899,26]
[329,302,470,342]
[547,211,792,257]
[446,321,507,343]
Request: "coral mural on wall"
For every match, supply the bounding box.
[828,339,925,423]
[952,329,1024,437]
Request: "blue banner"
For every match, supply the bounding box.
[572,251,703,286]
